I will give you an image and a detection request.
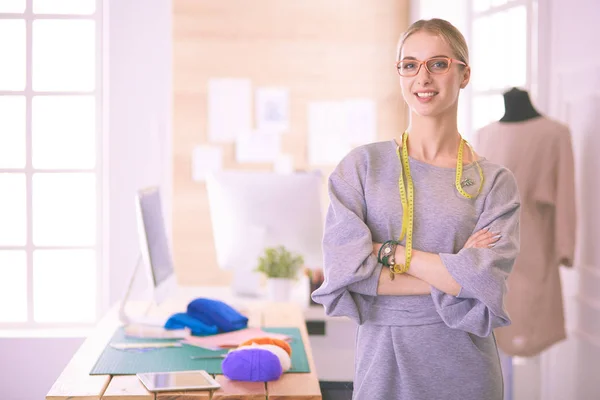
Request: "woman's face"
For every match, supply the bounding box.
[398,31,470,118]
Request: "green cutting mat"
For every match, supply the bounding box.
[90,327,310,375]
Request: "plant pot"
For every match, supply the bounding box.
[266,278,293,302]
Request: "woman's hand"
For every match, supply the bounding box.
[463,228,501,249]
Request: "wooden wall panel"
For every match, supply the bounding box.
[173,0,409,285]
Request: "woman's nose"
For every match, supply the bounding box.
[415,65,433,85]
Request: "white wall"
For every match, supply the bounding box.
[540,0,600,399]
[106,0,173,307]
[0,1,172,399]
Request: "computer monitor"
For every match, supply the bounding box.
[119,187,177,325]
[135,186,177,304]
[205,171,324,295]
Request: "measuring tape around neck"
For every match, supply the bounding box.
[391,132,413,277]
[391,131,484,278]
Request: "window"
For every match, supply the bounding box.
[470,0,536,130]
[0,0,102,328]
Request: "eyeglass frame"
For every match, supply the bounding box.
[395,57,468,77]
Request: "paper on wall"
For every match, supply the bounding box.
[208,78,252,143]
[307,101,351,166]
[256,87,290,134]
[345,98,377,146]
[235,130,281,163]
[192,145,223,182]
[273,153,295,174]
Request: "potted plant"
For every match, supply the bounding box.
[255,246,304,302]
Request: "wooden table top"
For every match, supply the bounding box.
[45,294,322,400]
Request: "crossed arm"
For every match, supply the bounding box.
[373,228,501,296]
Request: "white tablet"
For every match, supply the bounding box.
[136,370,221,392]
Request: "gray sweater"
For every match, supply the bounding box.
[312,139,521,337]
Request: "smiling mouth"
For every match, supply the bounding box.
[415,92,438,98]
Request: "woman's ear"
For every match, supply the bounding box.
[460,66,471,89]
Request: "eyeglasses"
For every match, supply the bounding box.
[395,57,468,77]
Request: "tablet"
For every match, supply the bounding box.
[136,370,221,392]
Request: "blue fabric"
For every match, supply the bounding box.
[164,312,218,336]
[222,348,283,382]
[187,298,248,333]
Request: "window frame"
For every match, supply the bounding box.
[0,0,105,330]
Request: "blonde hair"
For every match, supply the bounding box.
[397,18,469,65]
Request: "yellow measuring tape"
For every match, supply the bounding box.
[455,137,485,199]
[391,131,484,278]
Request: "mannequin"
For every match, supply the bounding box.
[499,87,541,122]
[474,90,576,400]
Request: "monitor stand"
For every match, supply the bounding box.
[118,254,167,327]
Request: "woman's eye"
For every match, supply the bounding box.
[431,61,448,69]
[403,63,416,69]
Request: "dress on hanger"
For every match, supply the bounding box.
[473,88,577,357]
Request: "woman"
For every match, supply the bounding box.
[311,18,520,400]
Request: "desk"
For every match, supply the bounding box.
[46,289,322,400]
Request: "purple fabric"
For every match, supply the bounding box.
[222,348,283,382]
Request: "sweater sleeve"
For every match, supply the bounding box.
[431,168,521,337]
[310,172,383,324]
